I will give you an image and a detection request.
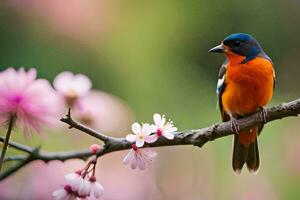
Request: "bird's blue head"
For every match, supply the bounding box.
[209,33,265,63]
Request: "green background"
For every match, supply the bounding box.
[0,0,300,199]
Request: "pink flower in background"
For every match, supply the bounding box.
[73,90,134,134]
[149,113,177,142]
[126,122,156,147]
[53,71,92,109]
[0,67,60,137]
[123,144,157,170]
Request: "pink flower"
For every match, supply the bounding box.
[64,172,92,198]
[149,113,178,142]
[65,172,85,192]
[53,71,92,108]
[89,144,101,154]
[54,160,104,199]
[72,90,133,133]
[77,179,91,197]
[53,185,77,200]
[0,68,60,137]
[123,144,158,170]
[126,122,156,147]
[89,176,104,199]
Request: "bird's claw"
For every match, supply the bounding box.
[259,107,267,123]
[231,118,240,134]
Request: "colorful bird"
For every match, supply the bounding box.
[209,33,275,174]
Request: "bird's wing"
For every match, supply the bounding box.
[217,59,230,122]
[258,52,276,90]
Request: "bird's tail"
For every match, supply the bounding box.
[232,126,260,174]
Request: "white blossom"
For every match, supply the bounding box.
[126,122,156,147]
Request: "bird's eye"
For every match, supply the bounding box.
[233,41,241,47]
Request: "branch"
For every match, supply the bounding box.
[0,137,34,154]
[4,155,26,162]
[60,109,115,143]
[1,98,300,180]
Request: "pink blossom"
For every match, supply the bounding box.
[53,185,77,200]
[73,90,134,133]
[89,144,101,154]
[126,122,156,147]
[65,172,85,192]
[54,160,104,199]
[123,145,158,170]
[53,71,92,109]
[89,176,104,199]
[0,67,60,137]
[77,178,91,197]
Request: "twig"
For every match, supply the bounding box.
[0,137,34,154]
[4,155,27,162]
[0,116,16,172]
[0,98,300,181]
[60,109,115,143]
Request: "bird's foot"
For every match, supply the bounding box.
[230,118,240,134]
[259,106,267,123]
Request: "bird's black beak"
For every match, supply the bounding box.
[208,44,225,53]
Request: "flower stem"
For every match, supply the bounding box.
[0,116,16,172]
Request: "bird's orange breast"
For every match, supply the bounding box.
[222,55,274,116]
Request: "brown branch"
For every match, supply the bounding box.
[0,98,300,181]
[60,109,115,143]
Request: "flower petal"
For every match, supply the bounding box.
[135,139,145,147]
[149,124,158,133]
[145,134,158,143]
[123,149,134,165]
[65,173,83,191]
[53,188,68,200]
[78,179,91,196]
[137,155,146,170]
[153,113,162,126]
[131,122,141,134]
[53,71,74,93]
[73,74,92,96]
[167,127,178,133]
[126,134,137,142]
[142,123,153,136]
[163,132,174,140]
[160,116,166,126]
[91,182,104,198]
[131,153,138,169]
[143,149,158,160]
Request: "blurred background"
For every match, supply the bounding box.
[0,0,300,199]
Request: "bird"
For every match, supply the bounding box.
[209,33,275,174]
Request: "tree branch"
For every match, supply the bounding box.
[4,155,27,162]
[0,137,35,154]
[60,109,115,143]
[1,98,300,180]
